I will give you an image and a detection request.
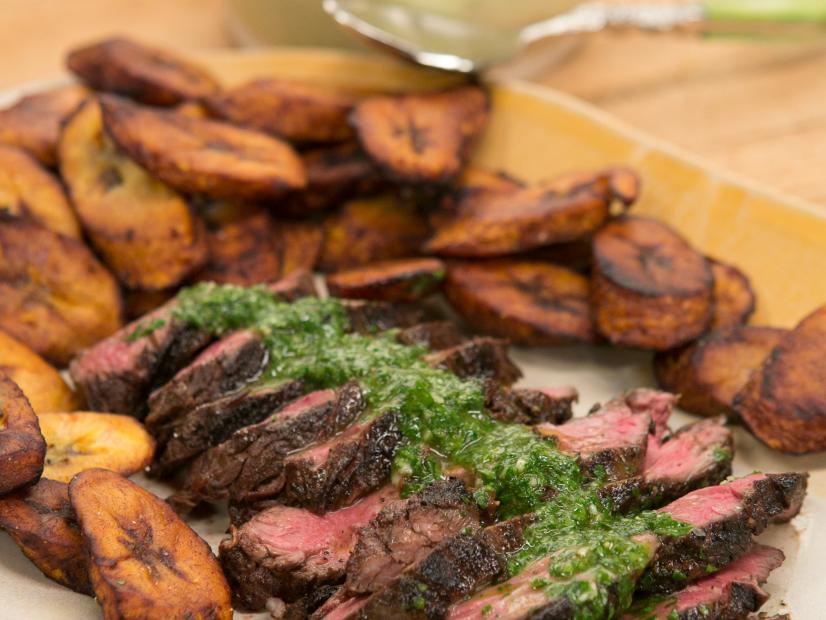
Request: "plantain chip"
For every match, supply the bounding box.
[60,98,208,290]
[66,36,219,106]
[654,326,786,419]
[0,144,81,238]
[735,305,826,453]
[0,84,88,167]
[709,258,756,330]
[203,78,360,143]
[592,216,713,350]
[318,194,429,271]
[0,478,91,594]
[274,217,323,277]
[0,329,79,413]
[123,288,176,321]
[327,257,446,302]
[444,259,596,345]
[0,375,46,495]
[0,219,123,364]
[351,85,488,184]
[38,412,155,483]
[69,468,232,620]
[99,95,306,201]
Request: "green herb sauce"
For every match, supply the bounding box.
[171,284,692,619]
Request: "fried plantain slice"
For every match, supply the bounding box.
[592,216,713,350]
[709,258,756,330]
[66,36,219,106]
[0,144,81,238]
[172,100,212,120]
[327,257,446,302]
[425,168,636,258]
[318,194,429,271]
[38,412,154,483]
[123,288,176,321]
[351,85,488,185]
[99,95,306,201]
[203,78,360,144]
[735,306,826,453]
[444,260,596,345]
[429,166,523,229]
[194,201,282,286]
[0,219,123,364]
[69,468,232,620]
[0,478,91,594]
[274,218,323,277]
[0,376,46,495]
[0,330,79,413]
[0,84,88,167]
[59,98,207,289]
[654,326,786,419]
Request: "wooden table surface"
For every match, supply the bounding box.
[1,0,825,207]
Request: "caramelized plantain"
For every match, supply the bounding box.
[66,36,219,106]
[0,84,88,167]
[274,217,323,276]
[172,100,211,120]
[99,95,306,200]
[0,376,46,494]
[203,78,360,143]
[69,468,232,620]
[592,216,713,350]
[709,258,756,329]
[654,326,786,419]
[0,219,122,364]
[194,201,282,285]
[123,288,176,321]
[425,168,636,257]
[327,257,446,302]
[59,98,207,289]
[735,305,826,453]
[38,412,154,483]
[0,478,91,594]
[429,166,523,229]
[0,330,79,413]
[351,85,488,184]
[0,144,81,238]
[318,194,429,271]
[444,260,596,345]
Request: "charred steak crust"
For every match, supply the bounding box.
[484,382,576,425]
[145,329,268,433]
[424,337,522,385]
[641,473,807,593]
[343,300,426,334]
[396,321,465,350]
[149,379,306,476]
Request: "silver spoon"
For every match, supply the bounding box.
[323,0,826,73]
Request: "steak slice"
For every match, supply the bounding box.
[267,269,318,300]
[447,533,659,620]
[396,321,465,350]
[144,329,268,434]
[69,302,211,417]
[343,300,425,334]
[535,396,651,481]
[623,544,784,620]
[219,486,397,610]
[168,383,364,513]
[485,383,577,425]
[149,378,305,476]
[640,472,807,593]
[424,337,522,385]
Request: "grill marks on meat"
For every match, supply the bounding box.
[624,544,784,620]
[424,337,522,385]
[484,383,577,425]
[149,379,306,476]
[641,473,807,593]
[145,329,268,434]
[168,383,364,513]
[219,486,397,610]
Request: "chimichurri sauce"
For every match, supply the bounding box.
[172,284,691,619]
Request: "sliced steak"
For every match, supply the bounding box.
[623,544,784,620]
[149,379,306,476]
[447,533,659,620]
[168,383,364,513]
[345,479,479,596]
[267,269,318,300]
[424,337,522,385]
[69,302,211,417]
[343,300,425,334]
[640,472,807,593]
[535,397,651,481]
[396,321,464,350]
[219,486,397,610]
[144,329,268,433]
[485,383,577,425]
[626,388,676,440]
